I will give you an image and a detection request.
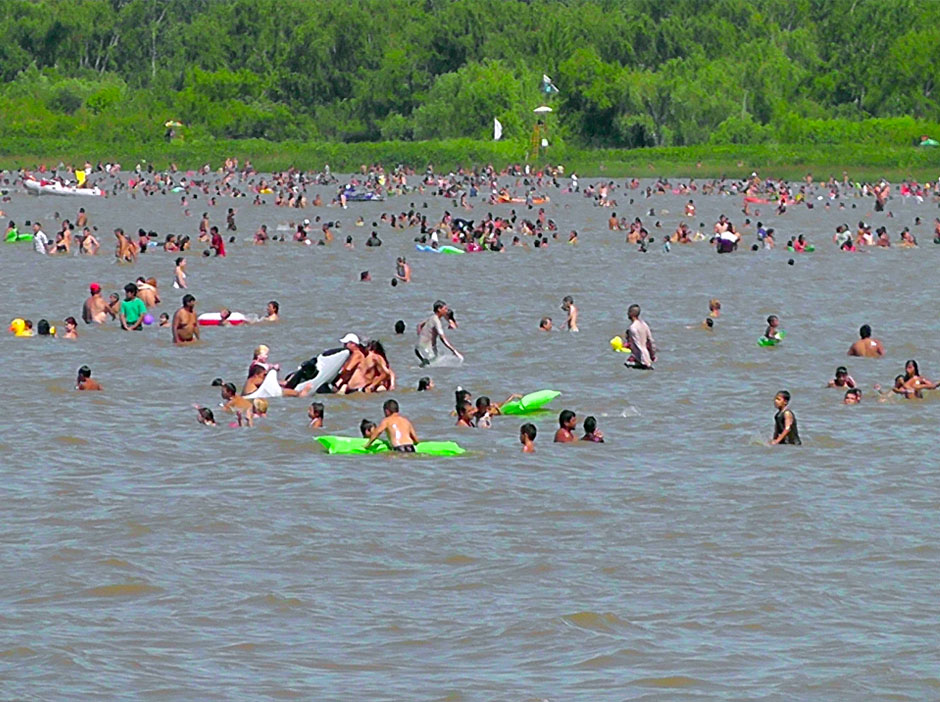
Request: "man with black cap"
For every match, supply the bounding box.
[415,300,463,366]
[81,282,112,324]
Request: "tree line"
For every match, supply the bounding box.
[2,0,939,149]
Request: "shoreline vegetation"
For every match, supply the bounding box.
[2,139,938,182]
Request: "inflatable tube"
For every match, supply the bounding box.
[609,336,631,353]
[316,436,466,456]
[244,368,283,400]
[24,178,103,197]
[415,244,465,255]
[758,331,785,347]
[284,348,349,394]
[744,196,769,204]
[197,312,247,326]
[500,389,561,415]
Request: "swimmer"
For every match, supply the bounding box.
[847,324,884,357]
[417,376,433,391]
[252,398,268,418]
[770,390,801,445]
[76,365,102,391]
[359,418,376,438]
[843,388,862,404]
[264,300,279,322]
[82,282,112,325]
[708,299,721,318]
[243,364,307,397]
[580,416,604,442]
[828,366,856,389]
[119,283,147,331]
[63,316,78,339]
[172,294,199,344]
[174,257,187,289]
[415,300,462,365]
[218,381,253,427]
[561,295,579,332]
[307,402,324,429]
[455,401,475,427]
[520,423,537,453]
[554,409,577,443]
[625,304,657,369]
[539,316,553,332]
[158,312,170,327]
[196,407,216,425]
[902,359,938,396]
[364,399,418,452]
[395,256,411,283]
[764,315,782,342]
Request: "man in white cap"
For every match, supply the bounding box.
[333,332,366,392]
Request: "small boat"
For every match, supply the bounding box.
[24,178,103,197]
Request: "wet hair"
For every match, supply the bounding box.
[65,316,76,326]
[455,389,471,406]
[77,365,91,379]
[475,396,491,411]
[539,316,551,329]
[627,304,641,318]
[394,320,405,334]
[124,283,138,295]
[558,409,576,427]
[210,377,223,387]
[859,324,871,339]
[198,407,215,423]
[835,366,848,376]
[845,388,861,399]
[248,364,266,377]
[767,315,778,324]
[433,300,447,313]
[268,300,279,313]
[417,376,431,392]
[37,319,50,335]
[905,359,920,377]
[391,278,398,287]
[182,294,195,306]
[360,271,369,280]
[175,257,184,265]
[583,416,597,433]
[776,390,791,403]
[520,423,537,441]
[309,401,324,417]
[383,398,399,414]
[456,400,473,418]
[223,382,237,395]
[359,419,376,437]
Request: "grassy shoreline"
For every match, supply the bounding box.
[0,138,938,181]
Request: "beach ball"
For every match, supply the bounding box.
[143,313,154,326]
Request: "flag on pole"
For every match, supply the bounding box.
[493,118,503,141]
[541,74,559,95]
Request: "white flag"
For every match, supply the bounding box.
[493,118,503,141]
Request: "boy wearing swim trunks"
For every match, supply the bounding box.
[365,399,418,452]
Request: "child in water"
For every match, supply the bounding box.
[764,315,783,342]
[308,402,324,428]
[520,423,537,453]
[580,416,604,442]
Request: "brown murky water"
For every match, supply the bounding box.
[2,170,939,699]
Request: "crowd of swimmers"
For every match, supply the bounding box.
[9,160,940,450]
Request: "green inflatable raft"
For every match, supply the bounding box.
[500,389,561,415]
[316,436,466,456]
[4,228,32,243]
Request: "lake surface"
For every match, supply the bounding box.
[2,171,939,700]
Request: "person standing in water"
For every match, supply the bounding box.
[770,390,801,445]
[625,304,656,369]
[847,324,885,357]
[172,294,199,344]
[415,300,463,365]
[561,295,579,332]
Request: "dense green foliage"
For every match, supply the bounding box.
[2,0,940,158]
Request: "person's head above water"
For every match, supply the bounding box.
[627,304,641,320]
[859,324,872,339]
[394,320,405,334]
[558,409,576,428]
